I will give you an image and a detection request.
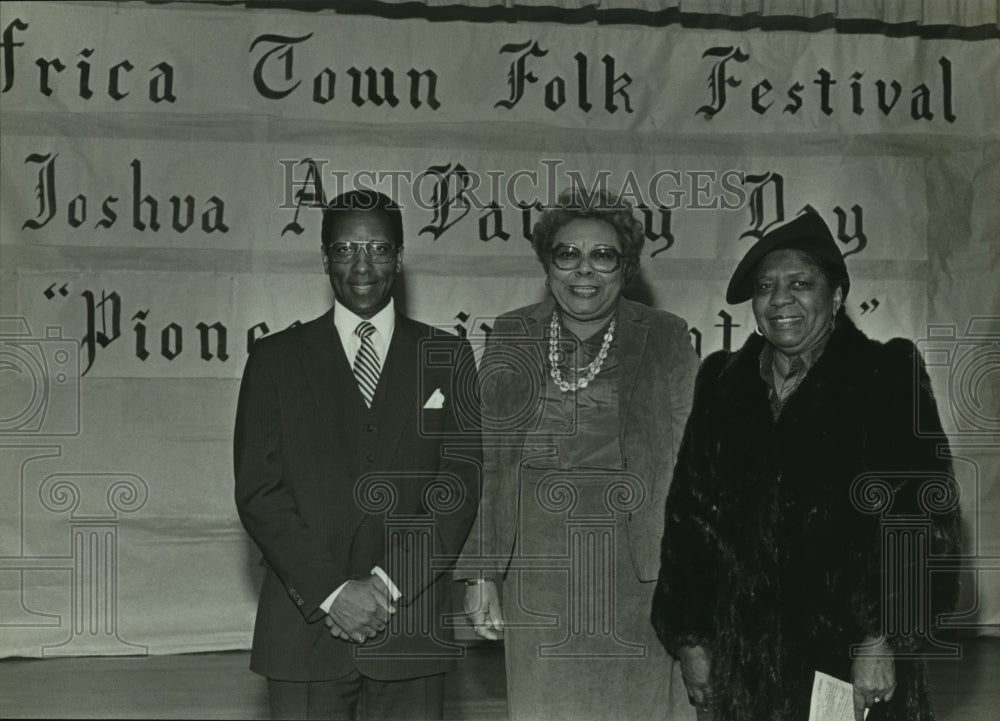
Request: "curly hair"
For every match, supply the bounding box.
[531,188,645,283]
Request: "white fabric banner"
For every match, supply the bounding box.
[1,1,997,658]
[2,3,996,135]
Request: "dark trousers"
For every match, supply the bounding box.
[268,670,446,721]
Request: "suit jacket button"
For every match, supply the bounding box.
[366,454,375,463]
[364,423,376,433]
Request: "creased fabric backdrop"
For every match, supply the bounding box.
[1,0,998,657]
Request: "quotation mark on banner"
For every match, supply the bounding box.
[859,298,880,314]
[453,312,493,339]
[43,283,69,300]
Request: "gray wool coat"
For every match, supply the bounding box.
[462,295,700,582]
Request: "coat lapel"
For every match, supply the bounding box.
[717,332,772,423]
[777,316,869,425]
[717,316,871,427]
[616,299,650,433]
[517,299,553,442]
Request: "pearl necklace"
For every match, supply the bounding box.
[548,310,616,393]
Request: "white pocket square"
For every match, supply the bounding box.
[423,388,445,409]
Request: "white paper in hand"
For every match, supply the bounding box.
[808,671,869,721]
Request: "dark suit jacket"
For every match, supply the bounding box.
[462,296,699,582]
[234,308,481,682]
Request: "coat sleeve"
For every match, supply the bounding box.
[233,341,350,622]
[847,339,962,652]
[651,351,728,654]
[384,335,483,604]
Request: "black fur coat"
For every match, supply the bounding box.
[651,316,961,721]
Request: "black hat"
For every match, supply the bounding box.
[725,211,850,304]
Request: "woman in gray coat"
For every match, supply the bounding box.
[461,189,699,721]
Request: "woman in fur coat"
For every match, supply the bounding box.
[651,211,961,721]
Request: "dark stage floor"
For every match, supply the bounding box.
[1,638,997,719]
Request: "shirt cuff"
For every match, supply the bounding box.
[371,566,402,601]
[318,567,400,615]
[319,581,349,615]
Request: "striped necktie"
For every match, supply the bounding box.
[353,321,380,408]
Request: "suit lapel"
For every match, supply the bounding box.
[299,309,362,474]
[370,313,421,466]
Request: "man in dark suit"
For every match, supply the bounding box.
[234,189,482,720]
